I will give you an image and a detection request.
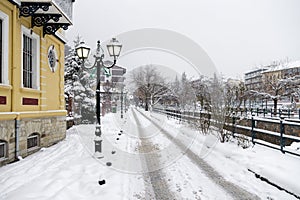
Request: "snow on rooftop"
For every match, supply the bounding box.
[245,60,300,75]
[263,60,300,73]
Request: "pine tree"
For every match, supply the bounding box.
[64,36,96,124]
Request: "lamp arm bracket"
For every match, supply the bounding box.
[80,61,95,70]
[102,59,116,69]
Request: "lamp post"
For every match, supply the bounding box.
[120,84,124,119]
[75,38,122,158]
[124,89,128,113]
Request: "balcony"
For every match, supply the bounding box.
[19,0,75,36]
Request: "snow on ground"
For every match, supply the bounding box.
[132,108,233,199]
[0,113,145,200]
[0,107,299,200]
[149,110,300,199]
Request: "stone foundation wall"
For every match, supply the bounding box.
[0,120,16,165]
[0,116,66,167]
[225,117,300,145]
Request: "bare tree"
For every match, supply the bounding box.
[208,73,229,142]
[170,72,197,110]
[129,65,169,111]
[191,75,211,110]
[224,80,247,111]
[206,74,246,142]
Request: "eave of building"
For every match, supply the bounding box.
[19,0,74,36]
[8,0,21,6]
[244,68,267,76]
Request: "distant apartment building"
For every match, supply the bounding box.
[245,61,300,92]
[262,61,300,102]
[244,61,300,106]
[262,61,300,85]
[244,68,268,91]
[281,61,300,78]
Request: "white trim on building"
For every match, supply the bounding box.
[0,10,9,85]
[21,25,40,90]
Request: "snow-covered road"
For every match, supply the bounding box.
[133,108,259,199]
[0,106,299,199]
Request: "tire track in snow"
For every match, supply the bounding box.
[136,108,260,200]
[132,108,178,200]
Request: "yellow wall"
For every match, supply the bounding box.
[0,1,13,112]
[0,0,65,114]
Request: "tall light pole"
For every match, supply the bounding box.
[120,84,124,118]
[75,38,122,158]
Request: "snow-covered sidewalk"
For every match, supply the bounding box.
[0,107,299,199]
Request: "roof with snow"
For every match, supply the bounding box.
[262,60,300,73]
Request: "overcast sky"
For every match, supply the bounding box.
[66,0,300,79]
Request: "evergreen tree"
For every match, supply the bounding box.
[64,36,95,124]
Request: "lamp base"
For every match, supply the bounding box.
[94,151,104,159]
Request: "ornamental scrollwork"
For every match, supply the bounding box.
[32,14,62,28]
[43,23,70,36]
[20,2,51,17]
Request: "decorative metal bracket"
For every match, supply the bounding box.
[32,13,62,28]
[20,2,52,17]
[43,23,69,36]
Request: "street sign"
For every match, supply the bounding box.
[103,67,111,77]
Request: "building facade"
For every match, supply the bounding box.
[261,61,300,103]
[244,68,268,91]
[101,63,126,114]
[0,0,74,166]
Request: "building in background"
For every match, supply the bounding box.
[261,61,300,103]
[244,67,268,91]
[244,66,271,107]
[100,62,126,114]
[0,0,75,166]
[244,61,300,109]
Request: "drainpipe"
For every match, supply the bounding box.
[15,117,20,160]
[12,3,20,160]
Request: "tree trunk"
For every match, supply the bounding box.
[145,96,149,111]
[273,98,278,116]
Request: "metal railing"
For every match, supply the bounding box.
[232,108,300,119]
[153,107,300,157]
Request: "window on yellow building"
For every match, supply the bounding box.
[23,35,33,88]
[21,26,40,89]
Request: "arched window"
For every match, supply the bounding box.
[0,140,7,159]
[27,133,40,149]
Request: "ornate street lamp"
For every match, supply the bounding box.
[75,38,122,158]
[75,42,90,62]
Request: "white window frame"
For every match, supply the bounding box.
[0,11,9,85]
[21,26,40,90]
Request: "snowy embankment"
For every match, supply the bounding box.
[148,109,300,199]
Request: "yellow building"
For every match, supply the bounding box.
[0,0,74,166]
